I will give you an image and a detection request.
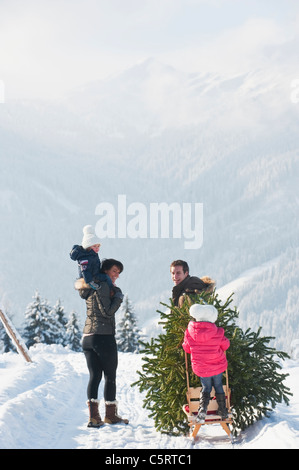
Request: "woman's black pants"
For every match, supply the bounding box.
[82,334,118,401]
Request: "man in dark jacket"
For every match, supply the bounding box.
[170,260,215,307]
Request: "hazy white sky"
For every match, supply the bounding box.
[0,0,298,100]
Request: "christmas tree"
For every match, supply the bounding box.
[132,291,292,436]
[116,295,142,353]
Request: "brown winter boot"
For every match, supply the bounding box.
[104,401,129,424]
[87,399,104,428]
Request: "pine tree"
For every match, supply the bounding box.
[132,291,292,436]
[53,299,68,328]
[116,295,142,353]
[50,299,68,346]
[0,318,16,353]
[65,311,81,352]
[47,305,66,345]
[23,291,53,347]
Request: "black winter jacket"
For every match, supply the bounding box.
[78,280,123,335]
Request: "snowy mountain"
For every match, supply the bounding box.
[0,58,298,352]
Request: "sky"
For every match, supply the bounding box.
[0,0,298,100]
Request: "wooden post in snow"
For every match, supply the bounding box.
[0,309,32,363]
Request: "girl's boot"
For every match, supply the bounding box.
[215,393,228,419]
[87,399,104,428]
[196,392,210,423]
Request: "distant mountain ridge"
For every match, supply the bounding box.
[0,58,298,351]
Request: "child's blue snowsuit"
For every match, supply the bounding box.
[70,245,112,289]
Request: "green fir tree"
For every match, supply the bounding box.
[50,299,69,346]
[116,295,142,353]
[132,291,292,436]
[65,311,81,352]
[23,291,53,347]
[0,312,16,353]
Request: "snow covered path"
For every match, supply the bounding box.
[0,344,298,449]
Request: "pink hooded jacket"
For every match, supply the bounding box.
[182,321,230,377]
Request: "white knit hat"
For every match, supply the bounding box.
[189,303,218,323]
[81,225,101,249]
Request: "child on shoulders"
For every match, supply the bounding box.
[70,225,112,290]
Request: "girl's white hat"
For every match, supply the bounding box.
[189,303,218,323]
[81,225,101,249]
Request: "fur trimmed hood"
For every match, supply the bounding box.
[198,276,216,293]
[74,277,90,290]
[172,275,216,307]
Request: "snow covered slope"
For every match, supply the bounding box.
[0,58,299,352]
[0,345,298,449]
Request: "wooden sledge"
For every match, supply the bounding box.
[183,352,233,440]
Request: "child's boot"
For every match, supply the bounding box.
[216,393,228,419]
[195,392,210,423]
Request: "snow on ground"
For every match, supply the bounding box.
[0,344,298,450]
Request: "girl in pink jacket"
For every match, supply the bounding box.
[182,303,230,423]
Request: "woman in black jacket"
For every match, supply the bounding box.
[76,258,129,428]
